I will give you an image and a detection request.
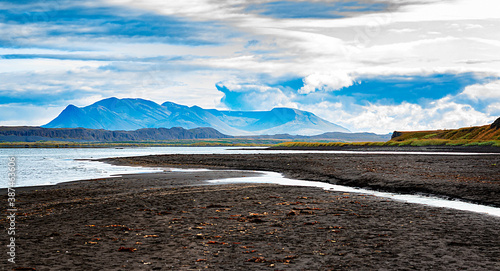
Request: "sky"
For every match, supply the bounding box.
[0,0,499,133]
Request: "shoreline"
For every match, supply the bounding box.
[2,144,500,153]
[266,145,500,153]
[100,153,500,207]
[1,169,499,270]
[3,167,498,217]
[0,170,263,194]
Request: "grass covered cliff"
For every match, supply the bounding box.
[390,117,500,146]
[273,117,500,149]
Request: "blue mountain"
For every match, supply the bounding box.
[43,97,350,135]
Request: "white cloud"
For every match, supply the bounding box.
[0,62,227,109]
[216,81,298,110]
[337,100,491,134]
[461,80,500,101]
[319,78,500,133]
[246,90,297,110]
[298,72,354,94]
[391,0,500,22]
[3,0,500,133]
[486,103,500,115]
[99,0,500,82]
[0,59,104,73]
[296,85,500,133]
[104,0,247,21]
[0,104,63,126]
[387,28,418,33]
[465,24,484,30]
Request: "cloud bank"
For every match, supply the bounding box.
[0,0,499,132]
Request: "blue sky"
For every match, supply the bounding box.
[1,0,500,133]
[246,1,388,19]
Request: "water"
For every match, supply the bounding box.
[1,147,499,217]
[0,147,247,188]
[208,171,500,217]
[0,147,498,188]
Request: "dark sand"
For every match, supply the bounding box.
[1,153,499,270]
[102,153,500,207]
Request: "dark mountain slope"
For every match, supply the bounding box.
[0,126,230,142]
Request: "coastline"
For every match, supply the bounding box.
[1,169,499,270]
[266,145,500,153]
[2,143,499,152]
[100,152,500,207]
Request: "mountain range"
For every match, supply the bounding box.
[43,97,350,135]
[0,126,391,143]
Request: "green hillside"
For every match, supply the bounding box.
[390,117,500,146]
[273,117,500,149]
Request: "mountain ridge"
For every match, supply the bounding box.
[43,97,350,135]
[0,126,230,142]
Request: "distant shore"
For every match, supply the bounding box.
[2,142,500,153]
[267,144,500,153]
[0,141,274,148]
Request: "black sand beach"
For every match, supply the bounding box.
[102,152,500,207]
[1,152,499,270]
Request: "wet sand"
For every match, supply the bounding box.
[1,153,499,270]
[102,153,500,207]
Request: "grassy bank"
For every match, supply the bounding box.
[392,125,500,142]
[275,121,500,148]
[275,139,500,148]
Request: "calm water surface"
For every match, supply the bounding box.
[0,147,497,188]
[1,147,499,217]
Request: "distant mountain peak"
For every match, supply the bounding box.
[94,97,119,105]
[63,104,79,111]
[44,97,350,135]
[271,107,297,112]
